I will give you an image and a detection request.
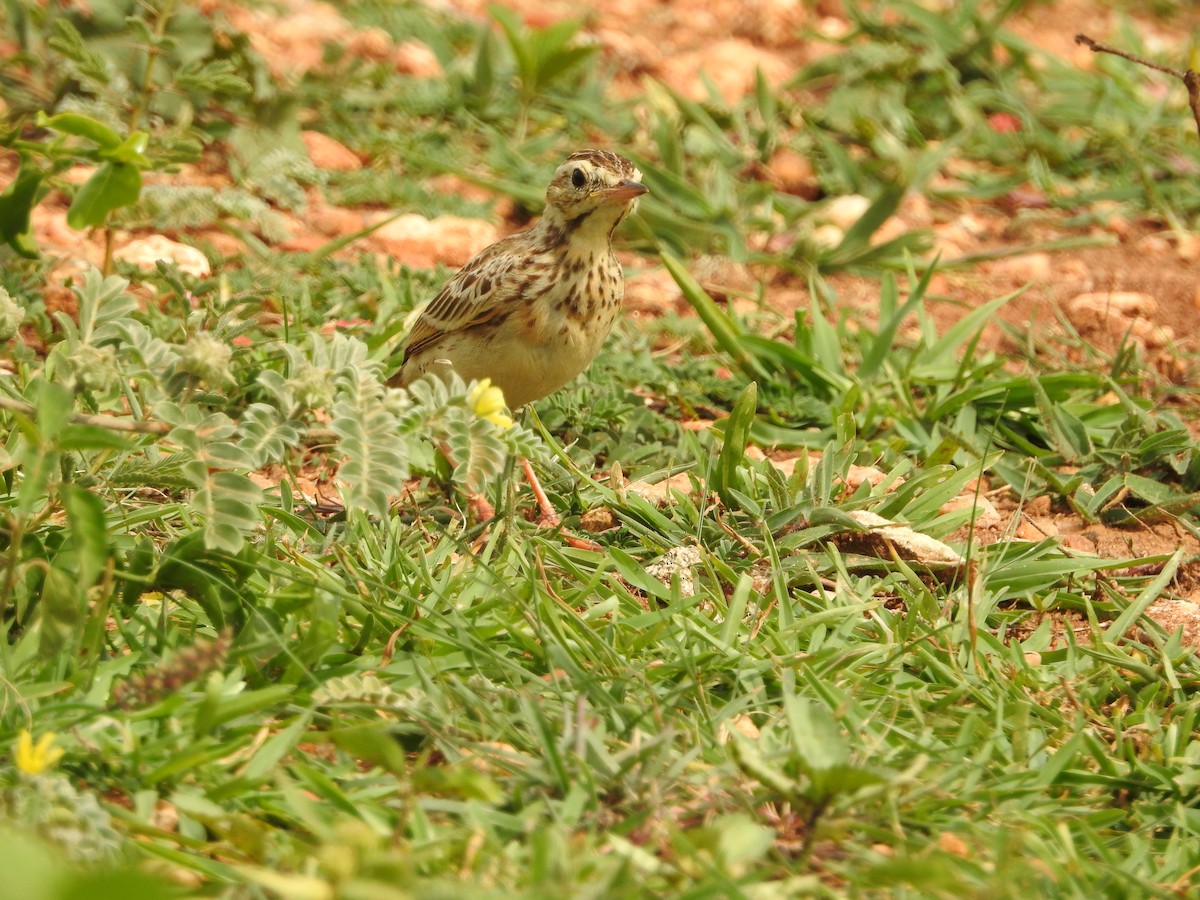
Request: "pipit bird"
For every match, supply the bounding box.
[392,150,648,534]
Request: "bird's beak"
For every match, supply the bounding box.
[599,179,649,201]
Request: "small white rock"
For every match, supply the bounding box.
[991,252,1052,282]
[823,194,871,230]
[1067,291,1158,321]
[114,235,210,277]
[645,546,703,597]
[940,493,1002,528]
[810,224,844,249]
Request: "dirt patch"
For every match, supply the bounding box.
[1147,595,1200,644]
[748,211,1198,390]
[960,505,1200,640]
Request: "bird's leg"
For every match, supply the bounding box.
[521,456,560,526]
[512,406,560,526]
[467,491,496,523]
[520,456,599,551]
[519,408,601,552]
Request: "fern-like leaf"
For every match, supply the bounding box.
[108,320,181,382]
[47,19,113,87]
[164,408,262,550]
[106,454,192,490]
[75,270,138,340]
[183,461,263,553]
[332,372,408,518]
[242,148,324,211]
[444,416,508,493]
[173,59,252,97]
[237,403,301,468]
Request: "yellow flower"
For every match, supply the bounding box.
[467,378,514,429]
[14,729,63,776]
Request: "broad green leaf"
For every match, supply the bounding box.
[608,547,676,601]
[714,814,775,872]
[738,334,851,398]
[808,506,870,531]
[807,762,888,800]
[1122,473,1180,505]
[16,381,71,515]
[36,564,84,658]
[60,483,109,588]
[806,275,847,379]
[57,424,140,452]
[35,379,74,441]
[720,573,753,648]
[67,161,142,229]
[0,157,44,257]
[143,741,235,783]
[239,714,312,782]
[232,867,336,900]
[413,761,505,803]
[728,731,802,798]
[1076,475,1123,519]
[785,694,849,773]
[60,869,178,900]
[0,827,65,900]
[754,67,777,130]
[99,130,150,166]
[985,554,1129,600]
[471,22,497,101]
[288,763,366,819]
[36,110,123,149]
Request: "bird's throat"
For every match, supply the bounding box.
[537,202,631,253]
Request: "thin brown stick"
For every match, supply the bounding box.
[0,394,170,434]
[1186,71,1200,142]
[0,395,346,444]
[1075,33,1200,142]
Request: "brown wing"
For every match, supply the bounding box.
[401,235,526,363]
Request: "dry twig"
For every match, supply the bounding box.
[1075,33,1200,142]
[0,394,170,435]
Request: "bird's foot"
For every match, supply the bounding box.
[521,458,601,551]
[468,492,496,523]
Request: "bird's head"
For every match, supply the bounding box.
[544,150,648,227]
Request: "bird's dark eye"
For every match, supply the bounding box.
[571,167,586,188]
